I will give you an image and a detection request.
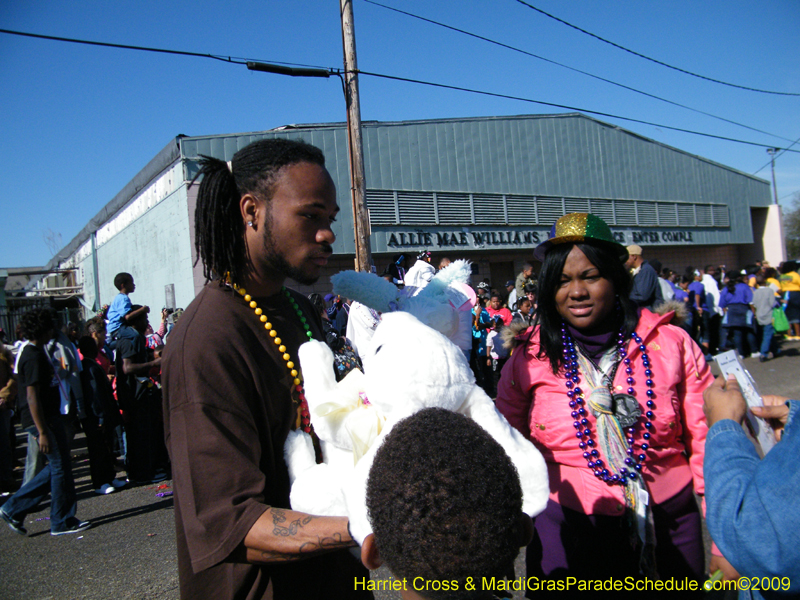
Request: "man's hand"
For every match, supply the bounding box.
[751,395,791,440]
[243,508,356,564]
[703,375,747,427]
[37,430,51,454]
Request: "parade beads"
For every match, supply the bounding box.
[235,284,314,433]
[562,328,656,486]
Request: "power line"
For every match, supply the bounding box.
[513,0,800,97]
[752,135,800,175]
[2,27,797,154]
[0,28,337,72]
[363,0,796,144]
[358,69,800,153]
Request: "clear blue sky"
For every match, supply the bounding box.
[1,0,798,268]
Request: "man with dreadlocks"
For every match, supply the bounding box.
[162,139,371,600]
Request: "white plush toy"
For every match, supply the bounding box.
[284,309,550,546]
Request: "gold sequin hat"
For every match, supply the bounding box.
[533,213,628,262]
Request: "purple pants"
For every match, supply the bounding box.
[526,483,704,592]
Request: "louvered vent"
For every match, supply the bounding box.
[436,193,471,225]
[506,195,536,225]
[536,197,564,225]
[397,191,435,224]
[636,202,658,226]
[711,205,730,227]
[677,204,696,226]
[473,195,506,224]
[564,198,590,214]
[589,199,615,224]
[366,189,728,229]
[696,205,713,227]
[657,203,678,226]
[366,190,397,225]
[614,201,637,225]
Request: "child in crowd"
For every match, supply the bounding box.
[486,316,510,398]
[106,273,149,346]
[77,336,125,494]
[363,408,533,599]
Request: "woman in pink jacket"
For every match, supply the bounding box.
[497,213,723,587]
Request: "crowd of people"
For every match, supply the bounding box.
[0,272,180,535]
[2,136,798,600]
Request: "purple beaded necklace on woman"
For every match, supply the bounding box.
[561,324,656,486]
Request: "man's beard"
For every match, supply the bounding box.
[262,220,321,286]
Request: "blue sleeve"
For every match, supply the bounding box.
[704,400,800,583]
[630,267,658,304]
[719,290,730,308]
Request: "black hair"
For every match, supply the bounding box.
[533,242,639,374]
[649,259,663,275]
[114,272,133,290]
[77,335,98,360]
[366,408,523,599]
[726,269,746,294]
[781,260,798,275]
[19,307,56,342]
[307,293,326,317]
[191,138,326,284]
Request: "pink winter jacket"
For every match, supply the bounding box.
[496,309,714,516]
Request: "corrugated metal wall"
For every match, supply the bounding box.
[180,113,771,252]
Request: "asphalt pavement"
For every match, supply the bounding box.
[1,340,798,600]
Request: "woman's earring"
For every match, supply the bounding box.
[246,220,254,228]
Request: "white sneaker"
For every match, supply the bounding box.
[95,484,115,495]
[750,352,761,358]
[111,478,128,489]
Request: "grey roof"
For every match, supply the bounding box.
[182,112,770,198]
[48,112,772,268]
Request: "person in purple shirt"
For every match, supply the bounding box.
[719,270,757,358]
[686,273,705,344]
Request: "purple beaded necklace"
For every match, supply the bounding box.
[562,325,656,486]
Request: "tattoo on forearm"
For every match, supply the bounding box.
[255,533,352,562]
[271,508,313,537]
[299,533,349,553]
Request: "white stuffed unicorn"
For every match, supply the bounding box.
[284,263,549,545]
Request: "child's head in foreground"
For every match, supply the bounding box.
[363,407,532,600]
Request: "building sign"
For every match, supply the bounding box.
[382,227,696,251]
[387,230,546,248]
[614,230,694,244]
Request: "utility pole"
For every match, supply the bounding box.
[340,0,373,272]
[767,147,779,205]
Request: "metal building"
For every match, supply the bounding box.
[34,112,781,318]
